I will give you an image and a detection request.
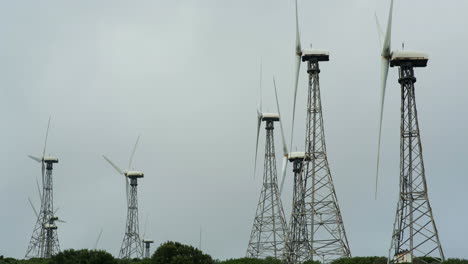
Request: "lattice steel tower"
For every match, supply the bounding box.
[119,172,144,259]
[247,113,288,259]
[300,52,351,263]
[386,53,444,264]
[25,119,61,259]
[289,1,351,261]
[284,152,312,264]
[25,157,61,258]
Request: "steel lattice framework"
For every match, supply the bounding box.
[119,177,143,259]
[247,118,288,259]
[285,154,312,264]
[25,161,60,259]
[302,58,351,263]
[388,62,444,264]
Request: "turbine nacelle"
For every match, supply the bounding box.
[43,156,59,163]
[288,152,310,162]
[301,49,330,62]
[125,171,144,178]
[260,113,280,122]
[390,50,428,68]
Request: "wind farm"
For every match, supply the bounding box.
[0,0,467,264]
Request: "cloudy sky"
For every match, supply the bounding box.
[1,0,467,260]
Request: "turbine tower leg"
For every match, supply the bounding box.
[285,156,312,264]
[388,63,444,264]
[25,162,60,258]
[247,120,288,259]
[119,177,143,259]
[303,59,351,263]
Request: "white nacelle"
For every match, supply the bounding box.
[302,49,330,62]
[125,171,144,178]
[43,156,59,163]
[288,152,307,160]
[261,113,280,121]
[390,50,428,67]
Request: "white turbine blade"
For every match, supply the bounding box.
[28,155,42,163]
[42,117,51,158]
[142,213,149,239]
[294,0,301,56]
[94,228,104,249]
[28,197,39,218]
[36,177,42,201]
[128,135,141,170]
[381,0,394,57]
[54,207,59,214]
[290,55,301,151]
[103,155,124,175]
[375,12,384,46]
[41,161,45,187]
[375,57,390,199]
[273,77,288,156]
[259,60,263,112]
[375,0,393,199]
[56,219,66,224]
[279,156,288,195]
[254,111,262,179]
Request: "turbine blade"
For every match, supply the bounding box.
[56,219,66,224]
[290,55,301,151]
[259,60,263,112]
[41,161,45,188]
[103,155,124,175]
[94,228,104,249]
[42,117,51,158]
[36,177,42,201]
[295,0,301,55]
[128,135,141,170]
[375,57,390,199]
[381,0,394,57]
[273,77,288,156]
[375,12,384,46]
[279,156,288,195]
[254,111,262,179]
[28,197,39,218]
[28,155,42,163]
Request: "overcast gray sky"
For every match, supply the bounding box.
[1,0,467,260]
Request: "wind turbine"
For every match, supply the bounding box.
[247,78,288,259]
[103,135,144,259]
[287,0,351,262]
[375,1,444,263]
[25,117,61,259]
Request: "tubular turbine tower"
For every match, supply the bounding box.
[288,0,351,262]
[103,136,144,259]
[375,1,444,263]
[25,118,61,259]
[246,79,288,259]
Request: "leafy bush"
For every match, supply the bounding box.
[151,241,214,264]
[50,249,116,264]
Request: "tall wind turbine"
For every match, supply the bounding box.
[375,1,444,263]
[289,0,351,262]
[103,136,144,259]
[25,118,61,259]
[246,78,288,259]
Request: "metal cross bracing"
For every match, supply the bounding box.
[119,177,144,259]
[388,63,444,264]
[284,153,312,264]
[302,59,351,263]
[25,160,60,259]
[247,118,288,259]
